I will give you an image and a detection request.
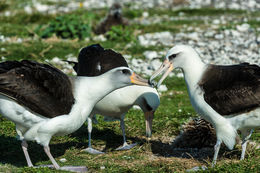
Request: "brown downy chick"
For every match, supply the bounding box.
[95,3,129,34]
[172,118,217,148]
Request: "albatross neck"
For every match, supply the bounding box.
[181,55,206,92]
[66,75,121,130]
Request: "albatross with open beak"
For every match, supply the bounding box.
[150,45,260,166]
[70,44,159,154]
[0,60,149,172]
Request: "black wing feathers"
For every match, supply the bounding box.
[199,63,260,115]
[76,44,128,76]
[0,60,75,118]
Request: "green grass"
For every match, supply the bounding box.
[124,8,255,18]
[0,3,260,173]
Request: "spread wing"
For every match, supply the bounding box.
[0,60,75,118]
[199,63,260,115]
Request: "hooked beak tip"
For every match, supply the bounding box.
[145,111,154,138]
[130,72,149,86]
[148,80,157,88]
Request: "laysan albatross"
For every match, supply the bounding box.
[70,44,160,154]
[94,3,129,35]
[0,60,149,172]
[149,45,260,166]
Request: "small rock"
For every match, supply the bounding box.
[65,54,77,61]
[143,51,158,60]
[214,34,224,40]
[187,32,200,41]
[17,38,23,43]
[93,35,107,42]
[131,58,143,68]
[186,166,207,172]
[158,84,168,92]
[142,11,149,18]
[257,36,260,43]
[204,31,215,37]
[157,31,174,46]
[85,37,90,42]
[123,54,132,59]
[4,11,11,17]
[138,31,173,47]
[51,57,63,65]
[35,3,49,13]
[212,19,220,25]
[232,2,242,9]
[24,6,33,14]
[178,12,185,16]
[59,158,67,163]
[0,35,5,42]
[187,26,193,31]
[236,23,250,32]
[168,72,175,77]
[230,29,240,37]
[150,59,162,70]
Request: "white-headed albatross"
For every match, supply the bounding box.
[0,60,150,171]
[149,45,260,166]
[71,44,160,154]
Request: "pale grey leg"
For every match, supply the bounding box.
[16,126,33,167]
[212,139,222,167]
[88,117,93,148]
[240,129,254,160]
[83,116,104,154]
[43,146,60,169]
[21,140,33,167]
[121,114,127,146]
[116,114,137,151]
[18,126,87,172]
[44,146,88,172]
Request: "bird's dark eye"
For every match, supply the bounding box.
[121,69,130,75]
[169,54,178,60]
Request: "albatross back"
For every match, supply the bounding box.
[0,60,75,118]
[199,63,260,115]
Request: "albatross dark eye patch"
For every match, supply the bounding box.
[121,69,130,75]
[169,53,179,60]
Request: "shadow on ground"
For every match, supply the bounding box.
[0,124,145,167]
[71,123,146,152]
[0,122,244,168]
[0,135,87,167]
[150,138,243,163]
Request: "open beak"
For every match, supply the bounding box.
[145,111,154,137]
[149,59,174,88]
[130,72,150,86]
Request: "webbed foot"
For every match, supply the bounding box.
[60,166,88,173]
[115,143,137,151]
[83,147,104,154]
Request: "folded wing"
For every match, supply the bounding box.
[0,60,75,118]
[199,63,260,115]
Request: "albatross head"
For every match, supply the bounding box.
[107,67,150,88]
[109,3,122,19]
[149,45,200,87]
